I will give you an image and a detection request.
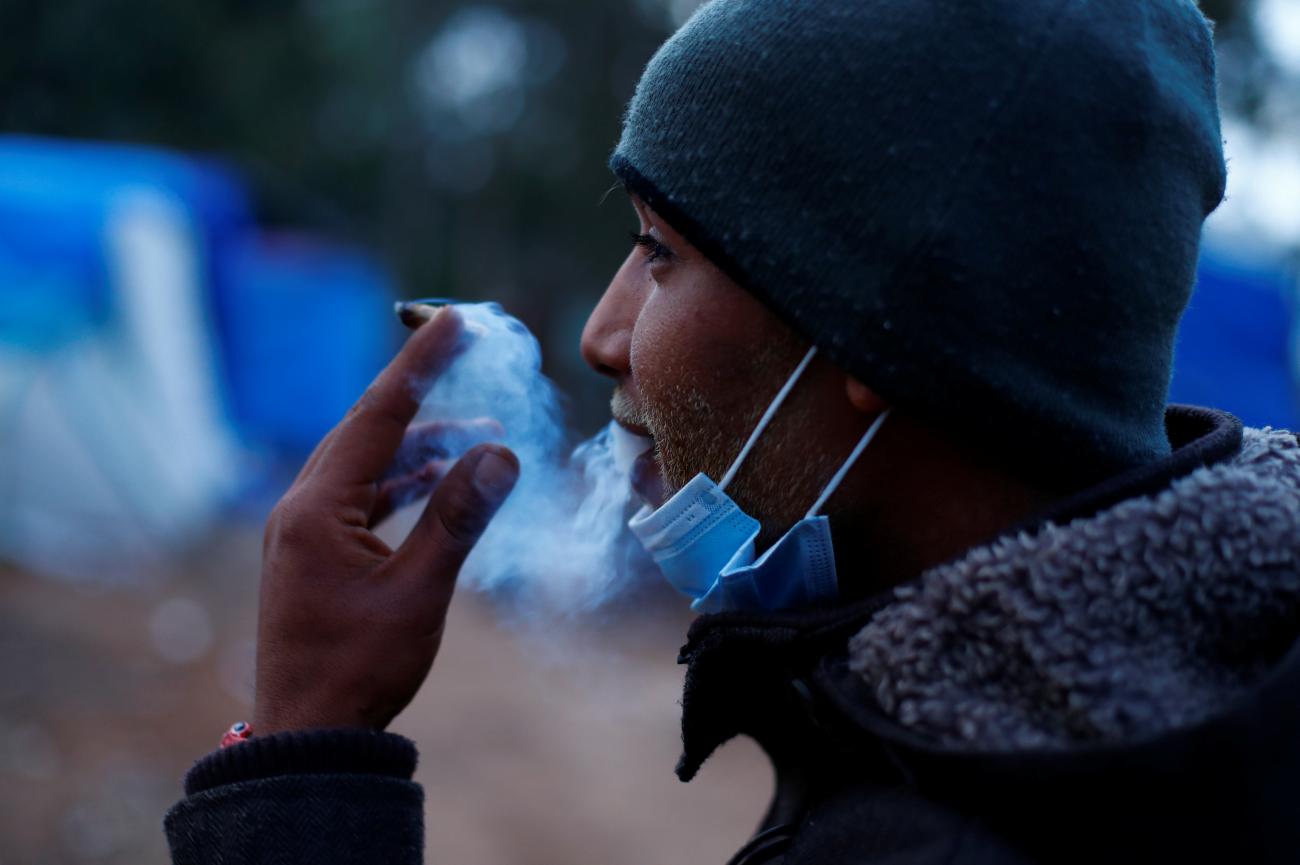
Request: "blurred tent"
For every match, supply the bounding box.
[1171,247,1300,430]
[0,136,393,580]
[215,232,393,454]
[0,136,247,579]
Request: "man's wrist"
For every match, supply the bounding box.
[184,728,418,796]
[253,706,386,737]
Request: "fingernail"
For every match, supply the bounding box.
[473,451,518,501]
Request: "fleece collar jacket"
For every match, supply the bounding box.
[679,405,1300,864]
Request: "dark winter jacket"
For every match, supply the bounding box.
[165,406,1300,864]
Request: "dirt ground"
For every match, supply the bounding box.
[0,520,771,865]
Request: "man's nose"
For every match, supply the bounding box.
[580,254,640,380]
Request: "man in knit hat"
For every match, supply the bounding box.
[166,1,1300,863]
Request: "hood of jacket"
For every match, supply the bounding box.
[847,420,1300,750]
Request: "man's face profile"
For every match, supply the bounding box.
[581,195,856,539]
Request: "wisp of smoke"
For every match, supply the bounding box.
[413,302,652,613]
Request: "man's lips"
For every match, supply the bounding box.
[611,417,664,505]
[615,419,653,438]
[609,385,652,439]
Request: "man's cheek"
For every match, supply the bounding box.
[635,316,729,398]
[629,301,672,365]
[628,313,681,403]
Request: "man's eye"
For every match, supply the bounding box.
[629,231,672,264]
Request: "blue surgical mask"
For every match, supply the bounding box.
[628,347,890,613]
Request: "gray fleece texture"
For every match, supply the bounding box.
[847,426,1300,749]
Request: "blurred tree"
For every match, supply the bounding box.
[0,0,692,427]
[1,0,1293,426]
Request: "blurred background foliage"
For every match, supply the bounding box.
[0,0,706,427]
[1,0,1296,424]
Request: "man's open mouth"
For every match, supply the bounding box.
[629,448,666,508]
[614,418,653,439]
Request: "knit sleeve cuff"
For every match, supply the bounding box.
[183,728,418,796]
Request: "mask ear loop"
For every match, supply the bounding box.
[719,346,819,492]
[805,408,892,518]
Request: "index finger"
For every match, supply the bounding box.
[314,305,466,490]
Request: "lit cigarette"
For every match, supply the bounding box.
[394,299,455,330]
[394,297,489,337]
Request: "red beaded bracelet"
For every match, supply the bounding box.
[220,721,254,748]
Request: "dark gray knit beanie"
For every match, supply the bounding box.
[610,0,1227,486]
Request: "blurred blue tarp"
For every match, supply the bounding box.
[0,136,393,579]
[216,233,393,453]
[0,135,251,350]
[1171,248,1300,430]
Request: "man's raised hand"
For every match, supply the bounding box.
[254,307,518,735]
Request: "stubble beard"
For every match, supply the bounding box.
[616,340,843,546]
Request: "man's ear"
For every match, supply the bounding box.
[845,377,889,415]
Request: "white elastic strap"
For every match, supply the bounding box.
[719,346,819,492]
[805,408,892,518]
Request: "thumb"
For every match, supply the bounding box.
[388,444,519,593]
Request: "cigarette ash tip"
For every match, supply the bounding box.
[396,301,442,331]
